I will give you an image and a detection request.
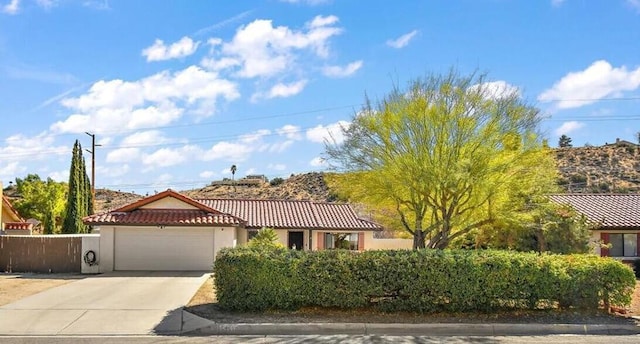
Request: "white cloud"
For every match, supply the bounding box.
[268,163,286,171]
[203,141,254,162]
[51,65,239,134]
[96,164,130,178]
[538,60,640,109]
[142,145,200,168]
[0,133,67,163]
[551,0,565,7]
[309,157,327,167]
[627,0,640,12]
[36,0,57,9]
[306,120,350,144]
[245,167,257,175]
[142,36,200,62]
[208,16,342,78]
[2,0,20,14]
[199,170,216,179]
[323,60,363,78]
[120,130,169,147]
[47,169,69,182]
[386,30,418,49]
[276,124,302,140]
[105,148,141,163]
[554,121,585,136]
[268,140,294,153]
[0,162,25,179]
[253,80,307,101]
[472,80,520,99]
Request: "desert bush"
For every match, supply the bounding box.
[213,248,635,312]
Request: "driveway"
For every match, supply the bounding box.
[0,271,209,335]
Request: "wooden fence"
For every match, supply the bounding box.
[0,235,83,273]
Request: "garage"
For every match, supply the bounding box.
[113,227,215,271]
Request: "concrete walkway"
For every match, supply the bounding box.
[0,271,209,336]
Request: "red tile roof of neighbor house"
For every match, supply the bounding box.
[2,195,25,222]
[83,190,382,230]
[4,222,33,230]
[548,194,640,229]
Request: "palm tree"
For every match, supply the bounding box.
[230,164,237,192]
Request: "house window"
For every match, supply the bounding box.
[324,233,359,250]
[609,234,638,257]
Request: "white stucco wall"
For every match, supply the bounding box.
[214,227,236,260]
[98,226,114,273]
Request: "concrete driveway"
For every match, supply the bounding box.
[0,271,210,336]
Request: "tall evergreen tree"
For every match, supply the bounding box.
[62,140,92,233]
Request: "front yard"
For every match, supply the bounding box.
[0,273,84,306]
[185,276,640,325]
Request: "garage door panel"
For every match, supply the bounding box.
[114,227,214,271]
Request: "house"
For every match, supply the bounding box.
[549,194,640,260]
[83,189,383,271]
[1,183,33,235]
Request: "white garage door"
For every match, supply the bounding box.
[114,227,215,271]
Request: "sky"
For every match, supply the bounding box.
[1,0,640,194]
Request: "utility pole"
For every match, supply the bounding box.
[85,132,101,213]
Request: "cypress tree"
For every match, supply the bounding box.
[62,140,92,233]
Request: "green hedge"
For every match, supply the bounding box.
[213,248,635,313]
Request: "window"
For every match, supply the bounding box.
[609,234,637,257]
[247,230,258,241]
[324,233,359,250]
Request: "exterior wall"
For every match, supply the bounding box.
[81,235,100,274]
[140,197,199,210]
[214,227,236,260]
[236,227,248,246]
[98,226,115,272]
[275,229,289,248]
[0,235,85,273]
[594,229,640,261]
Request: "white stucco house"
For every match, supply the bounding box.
[83,189,391,271]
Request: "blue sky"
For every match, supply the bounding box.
[1,0,640,193]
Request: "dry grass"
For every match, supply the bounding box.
[0,274,83,306]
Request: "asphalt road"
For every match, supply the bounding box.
[1,336,639,344]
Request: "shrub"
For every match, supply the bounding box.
[269,177,284,186]
[213,248,635,313]
[247,227,283,249]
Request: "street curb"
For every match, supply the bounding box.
[180,311,640,336]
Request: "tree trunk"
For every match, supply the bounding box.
[413,229,426,249]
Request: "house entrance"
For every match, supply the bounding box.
[288,231,304,250]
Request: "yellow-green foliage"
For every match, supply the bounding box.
[214,248,635,312]
[248,227,284,249]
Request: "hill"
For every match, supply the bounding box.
[47,143,640,213]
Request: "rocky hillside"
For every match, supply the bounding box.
[94,172,336,213]
[52,143,640,213]
[555,144,640,193]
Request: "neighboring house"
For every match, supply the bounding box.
[1,195,34,235]
[603,138,639,148]
[1,183,33,235]
[549,194,640,260]
[83,189,383,271]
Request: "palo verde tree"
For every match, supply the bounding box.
[62,140,93,233]
[13,174,66,234]
[326,70,556,249]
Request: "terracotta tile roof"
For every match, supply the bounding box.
[4,222,33,230]
[84,209,244,226]
[83,190,382,231]
[548,194,640,229]
[198,199,382,230]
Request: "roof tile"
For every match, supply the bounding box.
[549,194,640,229]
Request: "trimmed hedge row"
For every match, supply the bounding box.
[213,248,636,313]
